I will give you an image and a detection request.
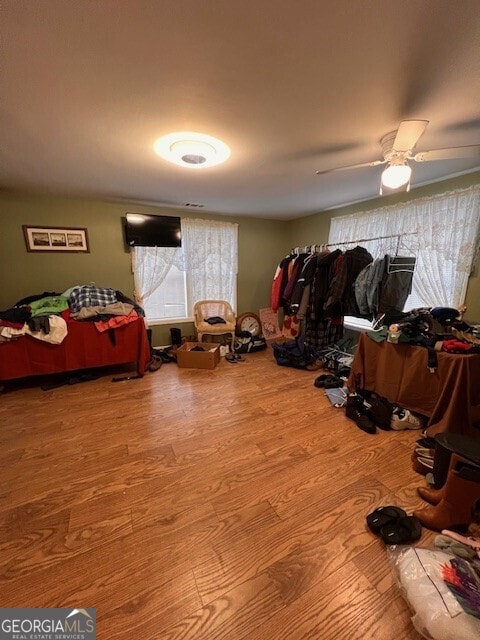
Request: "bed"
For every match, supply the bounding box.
[0,315,150,382]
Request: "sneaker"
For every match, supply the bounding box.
[390,408,423,430]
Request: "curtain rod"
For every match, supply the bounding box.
[326,230,418,247]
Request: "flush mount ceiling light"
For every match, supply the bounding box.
[154,132,230,169]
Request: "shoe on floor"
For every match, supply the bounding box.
[148,357,163,372]
[414,447,435,459]
[345,395,376,434]
[416,436,436,449]
[391,408,423,430]
[306,359,323,371]
[411,451,434,475]
[380,515,422,544]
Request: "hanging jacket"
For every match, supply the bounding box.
[324,246,373,317]
[354,258,385,319]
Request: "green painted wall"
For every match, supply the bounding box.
[287,171,480,323]
[2,171,479,350]
[0,191,288,345]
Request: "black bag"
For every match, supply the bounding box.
[234,331,267,353]
[272,337,318,369]
[358,389,393,430]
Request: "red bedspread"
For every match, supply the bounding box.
[0,317,150,381]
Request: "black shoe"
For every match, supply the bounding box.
[345,394,365,417]
[345,395,376,434]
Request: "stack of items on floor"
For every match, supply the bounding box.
[367,434,480,640]
[0,285,144,346]
[389,537,480,640]
[342,388,425,435]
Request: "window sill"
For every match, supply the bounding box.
[146,317,194,326]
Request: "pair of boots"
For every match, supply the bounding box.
[414,453,480,531]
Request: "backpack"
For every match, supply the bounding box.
[271,337,318,369]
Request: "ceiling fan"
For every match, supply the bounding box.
[316,120,480,193]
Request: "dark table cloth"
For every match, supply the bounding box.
[348,332,480,439]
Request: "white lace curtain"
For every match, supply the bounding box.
[132,217,238,313]
[181,218,238,311]
[328,186,480,308]
[132,245,184,306]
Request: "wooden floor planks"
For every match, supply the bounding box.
[0,348,433,639]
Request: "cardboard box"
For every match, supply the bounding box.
[176,342,220,369]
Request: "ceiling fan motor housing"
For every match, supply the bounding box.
[381,131,408,164]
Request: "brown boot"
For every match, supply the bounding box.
[414,454,480,531]
[417,485,444,505]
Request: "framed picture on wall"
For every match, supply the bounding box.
[23,226,90,253]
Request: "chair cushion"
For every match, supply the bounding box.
[197,320,235,333]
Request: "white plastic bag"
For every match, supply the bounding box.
[388,546,480,640]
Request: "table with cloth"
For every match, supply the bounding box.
[348,332,480,439]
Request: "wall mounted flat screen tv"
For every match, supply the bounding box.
[124,213,182,247]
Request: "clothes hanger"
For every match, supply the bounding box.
[386,255,416,274]
[387,237,416,273]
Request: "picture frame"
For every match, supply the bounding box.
[23,226,90,253]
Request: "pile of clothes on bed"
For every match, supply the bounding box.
[0,285,144,345]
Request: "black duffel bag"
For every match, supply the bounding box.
[272,337,318,369]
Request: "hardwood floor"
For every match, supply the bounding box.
[0,349,434,639]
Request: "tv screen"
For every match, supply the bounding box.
[124,213,182,247]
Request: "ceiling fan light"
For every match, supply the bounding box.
[381,163,412,189]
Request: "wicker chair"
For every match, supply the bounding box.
[193,300,236,350]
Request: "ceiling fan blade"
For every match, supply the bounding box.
[414,145,480,162]
[392,119,429,152]
[316,159,385,175]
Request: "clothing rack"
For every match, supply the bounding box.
[290,231,418,256]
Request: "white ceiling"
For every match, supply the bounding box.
[2,1,480,220]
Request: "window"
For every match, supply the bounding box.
[143,265,187,320]
[328,186,480,325]
[133,218,238,323]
